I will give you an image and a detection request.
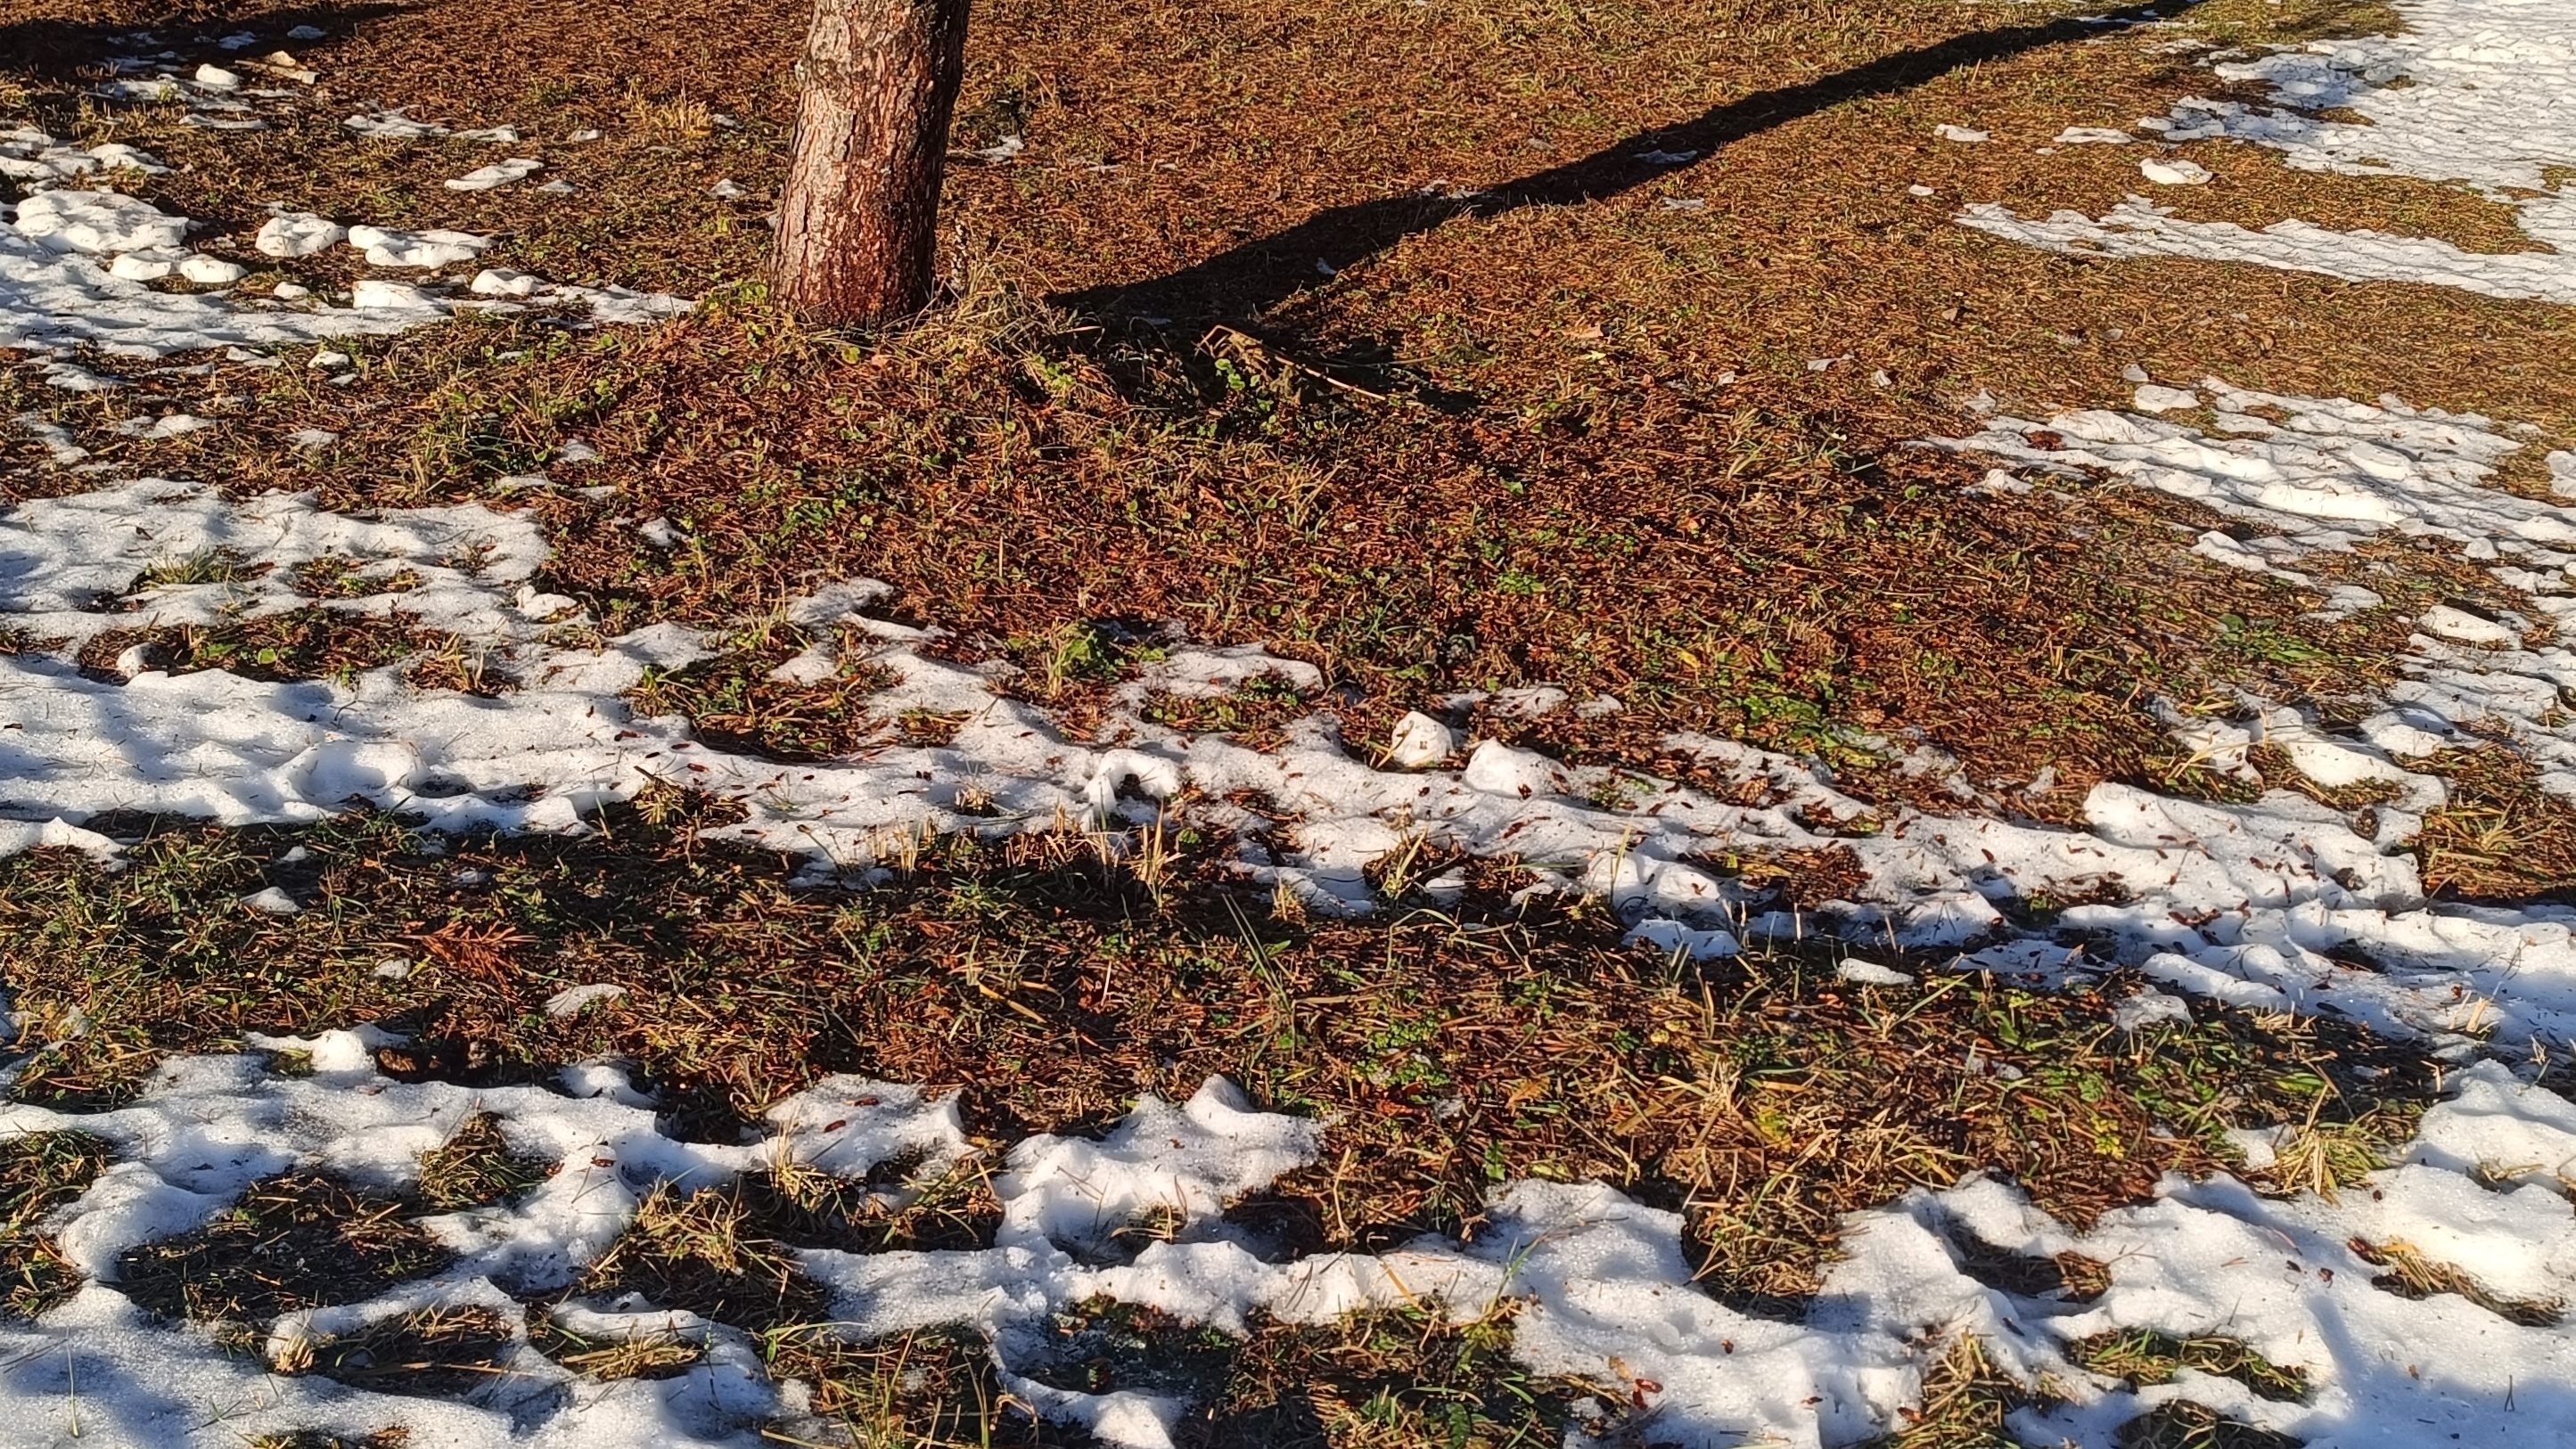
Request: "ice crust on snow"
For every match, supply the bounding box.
[3,1042,2572,1448]
[1961,0,2576,302]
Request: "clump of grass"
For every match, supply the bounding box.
[734,1153,1000,1253]
[405,635,521,697]
[278,1305,516,1396]
[578,1183,832,1332]
[4,1017,163,1109]
[2112,1401,2301,1449]
[248,1431,413,1449]
[417,1112,554,1211]
[288,556,424,601]
[1361,828,1461,905]
[1143,673,1316,743]
[2348,1239,2565,1326]
[626,626,900,761]
[1020,1298,1234,1398]
[2072,1329,2309,1402]
[0,1132,111,1320]
[1874,1335,2030,1448]
[624,81,715,139]
[530,1308,706,1380]
[1942,1223,2111,1303]
[131,547,260,590]
[2415,745,2576,902]
[764,1324,1031,1447]
[1200,1304,1609,1447]
[78,610,464,688]
[115,1173,454,1326]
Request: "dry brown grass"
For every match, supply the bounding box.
[2348,1237,2566,1326]
[2416,745,2576,903]
[279,1305,518,1395]
[114,1171,454,1326]
[0,808,2446,1307]
[4,0,2569,845]
[0,1132,107,1320]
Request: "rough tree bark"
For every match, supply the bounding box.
[773,0,972,326]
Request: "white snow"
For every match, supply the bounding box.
[0,1038,2567,1449]
[12,190,190,255]
[2138,157,2212,185]
[176,253,246,285]
[446,158,544,192]
[1932,381,2576,841]
[1382,709,1456,767]
[254,210,349,258]
[350,277,442,310]
[343,109,448,140]
[1959,196,2576,304]
[0,129,166,184]
[348,223,492,268]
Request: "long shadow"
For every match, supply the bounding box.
[1058,0,2198,326]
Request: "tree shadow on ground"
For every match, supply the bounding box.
[1057,0,2200,335]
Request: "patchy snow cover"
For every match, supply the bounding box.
[1958,196,2576,303]
[1933,380,2576,836]
[2,430,2575,1052]
[2,94,684,356]
[3,187,684,356]
[1961,0,2576,302]
[0,1041,2568,1448]
[0,129,167,184]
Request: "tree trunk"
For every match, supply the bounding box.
[773,0,972,327]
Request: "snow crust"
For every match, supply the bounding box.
[1959,0,2576,302]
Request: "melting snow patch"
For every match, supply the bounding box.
[2139,156,2213,184]
[13,190,191,254]
[8,458,2576,1045]
[1957,196,2576,304]
[543,982,627,1017]
[347,223,491,268]
[0,129,166,183]
[1965,0,2576,301]
[342,109,448,139]
[253,210,347,258]
[0,1044,2567,1447]
[446,157,543,191]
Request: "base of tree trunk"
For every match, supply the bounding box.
[772,0,972,328]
